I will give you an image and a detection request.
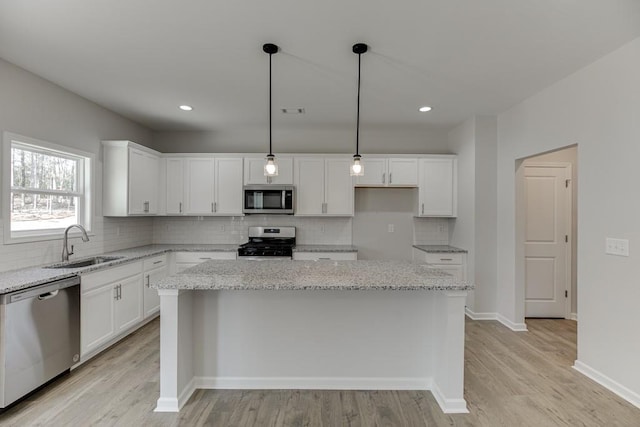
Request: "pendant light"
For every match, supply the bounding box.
[263,43,279,176]
[350,43,367,176]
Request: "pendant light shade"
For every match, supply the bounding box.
[263,43,279,177]
[351,43,368,176]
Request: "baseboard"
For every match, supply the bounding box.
[154,397,179,412]
[573,360,640,409]
[569,312,578,321]
[430,382,469,414]
[195,376,432,391]
[154,377,197,412]
[465,307,497,320]
[194,376,468,414]
[496,313,528,331]
[465,308,528,331]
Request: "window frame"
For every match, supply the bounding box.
[2,132,94,244]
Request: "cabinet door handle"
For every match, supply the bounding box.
[440,258,453,261]
[199,257,212,260]
[318,257,331,260]
[119,284,122,300]
[144,201,149,212]
[153,260,163,265]
[114,286,119,300]
[179,202,182,213]
[146,275,150,287]
[382,173,386,184]
[422,203,424,215]
[389,173,392,184]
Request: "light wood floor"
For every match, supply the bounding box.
[1,318,638,426]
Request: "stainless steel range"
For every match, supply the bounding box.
[237,226,295,260]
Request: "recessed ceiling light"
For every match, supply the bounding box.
[179,105,193,111]
[418,106,432,112]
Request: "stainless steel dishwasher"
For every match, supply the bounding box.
[0,276,80,408]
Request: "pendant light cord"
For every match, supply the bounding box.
[269,51,273,157]
[356,52,361,157]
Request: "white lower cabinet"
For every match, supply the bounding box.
[174,251,237,273]
[143,255,168,318]
[412,249,466,280]
[115,274,144,333]
[80,262,143,358]
[293,252,358,261]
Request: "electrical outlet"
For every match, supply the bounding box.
[388,224,395,233]
[605,238,629,256]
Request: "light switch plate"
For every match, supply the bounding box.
[605,238,629,256]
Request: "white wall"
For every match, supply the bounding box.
[496,37,640,400]
[0,58,154,271]
[522,146,578,315]
[447,118,476,308]
[352,188,450,260]
[447,116,497,314]
[151,126,451,154]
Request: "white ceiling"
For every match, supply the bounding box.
[1,0,639,135]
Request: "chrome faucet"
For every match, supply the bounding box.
[62,224,90,261]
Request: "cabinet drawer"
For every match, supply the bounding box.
[423,253,463,265]
[175,251,237,263]
[143,254,167,270]
[293,252,358,261]
[81,261,142,292]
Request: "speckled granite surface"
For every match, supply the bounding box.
[412,245,467,253]
[293,245,358,253]
[0,244,238,295]
[154,260,473,291]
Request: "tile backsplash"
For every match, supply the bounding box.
[413,217,449,245]
[152,216,353,245]
[0,217,154,272]
[0,215,451,272]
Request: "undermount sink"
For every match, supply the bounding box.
[44,256,124,269]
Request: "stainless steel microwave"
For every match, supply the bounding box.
[243,185,295,214]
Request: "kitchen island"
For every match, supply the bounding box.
[153,260,473,414]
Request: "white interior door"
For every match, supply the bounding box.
[523,164,571,318]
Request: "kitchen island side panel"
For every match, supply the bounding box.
[191,290,435,381]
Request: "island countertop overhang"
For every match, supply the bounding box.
[153,259,473,291]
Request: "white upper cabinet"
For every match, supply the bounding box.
[214,157,243,215]
[294,157,354,216]
[165,157,185,215]
[324,158,354,215]
[244,156,293,185]
[103,141,161,216]
[354,158,386,186]
[294,158,325,215]
[355,157,418,187]
[185,158,215,215]
[418,157,457,217]
[387,158,419,186]
[167,156,243,216]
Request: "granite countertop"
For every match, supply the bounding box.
[412,245,468,254]
[293,245,358,253]
[154,260,473,291]
[0,244,239,295]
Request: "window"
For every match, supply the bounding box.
[3,132,93,243]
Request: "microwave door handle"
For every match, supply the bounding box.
[282,191,285,209]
